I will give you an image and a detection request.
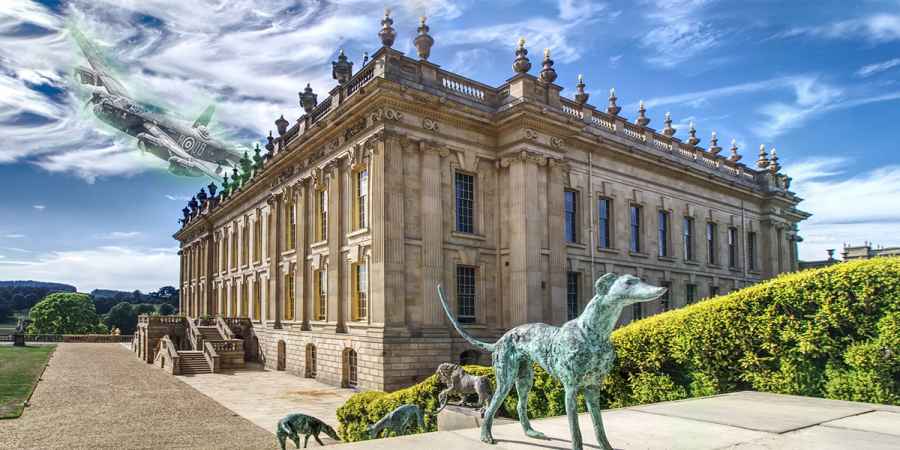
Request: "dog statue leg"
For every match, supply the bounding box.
[564,385,583,450]
[584,387,613,450]
[482,363,515,444]
[515,363,546,439]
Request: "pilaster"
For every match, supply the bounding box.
[420,140,447,331]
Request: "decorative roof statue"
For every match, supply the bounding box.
[207,182,217,198]
[539,48,557,84]
[512,37,532,74]
[362,51,369,66]
[221,172,231,195]
[574,74,589,105]
[188,196,199,214]
[275,115,289,136]
[662,112,676,137]
[181,207,191,221]
[756,144,769,169]
[687,121,700,146]
[607,88,621,116]
[414,16,434,61]
[708,132,722,155]
[379,8,396,47]
[253,142,264,171]
[265,131,276,161]
[636,100,650,127]
[299,83,317,114]
[729,139,742,162]
[196,187,208,206]
[769,148,780,173]
[332,49,353,84]
[232,166,241,189]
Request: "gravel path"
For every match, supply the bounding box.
[0,344,279,450]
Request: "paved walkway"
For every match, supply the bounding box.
[340,391,900,450]
[177,363,354,444]
[0,344,278,450]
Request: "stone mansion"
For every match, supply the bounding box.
[173,13,809,391]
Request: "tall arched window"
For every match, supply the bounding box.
[343,348,358,388]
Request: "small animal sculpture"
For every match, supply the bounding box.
[367,404,425,439]
[437,273,666,450]
[276,413,340,449]
[435,362,492,415]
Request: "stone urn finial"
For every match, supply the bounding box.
[607,88,621,116]
[379,8,396,47]
[574,74,589,105]
[687,121,699,145]
[512,37,532,74]
[414,16,434,61]
[299,83,317,114]
[636,100,650,127]
[207,181,217,198]
[254,141,265,170]
[539,47,557,84]
[756,144,769,168]
[769,148,780,173]
[275,115,289,136]
[662,112,676,137]
[332,49,353,84]
[708,131,722,155]
[729,139,742,162]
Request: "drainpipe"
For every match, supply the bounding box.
[588,151,595,282]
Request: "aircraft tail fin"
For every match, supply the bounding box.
[193,105,215,128]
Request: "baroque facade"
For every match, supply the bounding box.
[174,13,810,391]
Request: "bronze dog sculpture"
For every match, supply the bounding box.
[367,404,425,439]
[435,362,493,415]
[276,413,339,449]
[437,273,666,450]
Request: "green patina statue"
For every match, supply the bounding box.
[276,413,340,449]
[367,404,425,439]
[437,273,666,450]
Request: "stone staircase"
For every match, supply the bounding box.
[178,350,212,374]
[197,325,224,342]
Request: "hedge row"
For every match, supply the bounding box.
[336,258,900,441]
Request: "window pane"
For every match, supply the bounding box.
[683,217,694,260]
[564,191,577,243]
[598,198,611,248]
[566,272,578,320]
[457,266,476,323]
[630,205,641,252]
[707,223,717,264]
[455,173,474,233]
[658,211,668,257]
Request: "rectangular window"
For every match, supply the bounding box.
[748,232,757,271]
[316,189,328,242]
[455,172,475,234]
[707,222,718,264]
[658,210,669,257]
[632,302,643,321]
[659,281,671,311]
[728,227,738,268]
[219,238,225,272]
[230,283,237,316]
[241,281,249,317]
[566,272,579,320]
[564,190,577,243]
[284,200,296,250]
[230,230,237,269]
[598,198,612,249]
[456,265,476,323]
[629,205,642,253]
[683,217,695,260]
[284,271,294,321]
[686,283,696,304]
[314,270,327,321]
[353,263,368,320]
[355,169,368,229]
[242,223,249,265]
[253,219,262,263]
[253,280,261,321]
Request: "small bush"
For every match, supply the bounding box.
[337,258,900,441]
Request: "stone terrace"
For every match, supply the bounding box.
[0,344,277,450]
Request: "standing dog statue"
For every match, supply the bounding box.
[437,273,666,450]
[276,413,340,449]
[435,362,493,415]
[367,404,425,439]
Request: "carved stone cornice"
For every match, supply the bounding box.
[369,107,404,123]
[499,149,549,168]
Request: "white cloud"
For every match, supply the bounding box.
[608,54,622,68]
[32,204,45,210]
[639,0,719,68]
[3,234,25,239]
[787,158,900,260]
[775,14,900,43]
[0,246,178,291]
[856,58,900,77]
[1,247,31,253]
[96,231,142,240]
[643,76,800,109]
[165,194,191,201]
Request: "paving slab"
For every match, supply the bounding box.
[630,390,876,433]
[177,363,354,445]
[335,430,486,449]
[822,411,900,436]
[730,425,900,450]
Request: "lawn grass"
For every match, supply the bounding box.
[0,345,55,419]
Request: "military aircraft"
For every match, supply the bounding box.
[71,27,242,179]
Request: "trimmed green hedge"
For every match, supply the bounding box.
[337,258,900,441]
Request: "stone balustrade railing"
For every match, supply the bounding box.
[138,314,185,327]
[346,62,376,98]
[438,70,493,104]
[206,339,243,353]
[0,334,134,343]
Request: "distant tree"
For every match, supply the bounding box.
[21,292,39,309]
[28,293,105,334]
[131,290,143,302]
[158,303,176,315]
[133,303,157,315]
[0,303,11,323]
[104,302,138,334]
[92,296,119,315]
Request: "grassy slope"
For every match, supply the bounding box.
[0,345,55,419]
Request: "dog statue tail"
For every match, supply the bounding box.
[436,284,495,352]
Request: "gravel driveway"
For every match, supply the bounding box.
[0,343,278,450]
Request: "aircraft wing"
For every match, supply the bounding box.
[141,122,224,179]
[70,26,130,98]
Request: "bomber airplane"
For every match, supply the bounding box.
[71,27,242,179]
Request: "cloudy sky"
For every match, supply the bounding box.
[1,0,899,291]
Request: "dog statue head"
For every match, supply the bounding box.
[578,273,667,335]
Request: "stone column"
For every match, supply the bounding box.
[205,234,215,316]
[420,140,446,330]
[326,161,345,332]
[506,151,546,325]
[178,249,185,313]
[375,133,406,329]
[547,159,567,325]
[296,181,310,330]
[268,192,284,328]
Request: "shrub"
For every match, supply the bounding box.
[28,293,106,334]
[336,258,900,441]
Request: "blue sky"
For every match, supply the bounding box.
[1,0,899,291]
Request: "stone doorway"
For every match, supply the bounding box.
[342,348,357,388]
[305,344,317,378]
[277,340,286,371]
